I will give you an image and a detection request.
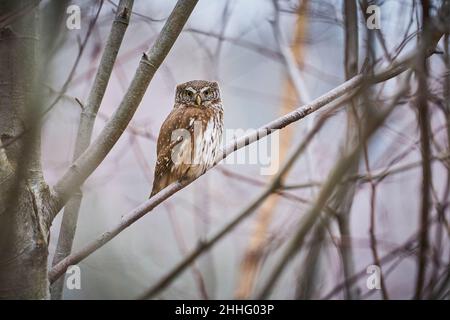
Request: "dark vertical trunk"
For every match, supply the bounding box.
[329,0,360,300]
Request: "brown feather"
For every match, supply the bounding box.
[150,99,223,198]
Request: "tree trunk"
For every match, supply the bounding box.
[0,0,53,299]
[328,0,360,300]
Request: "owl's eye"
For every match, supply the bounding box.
[203,89,211,96]
[185,90,193,98]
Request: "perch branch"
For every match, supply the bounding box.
[138,95,352,299]
[48,43,441,286]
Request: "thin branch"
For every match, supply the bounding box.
[282,152,450,189]
[49,0,199,217]
[166,203,209,299]
[363,126,390,299]
[235,0,311,299]
[0,1,102,151]
[48,43,442,286]
[138,95,351,300]
[0,0,41,28]
[332,0,360,300]
[414,0,432,299]
[50,0,134,300]
[256,75,411,299]
[107,0,167,22]
[322,213,447,299]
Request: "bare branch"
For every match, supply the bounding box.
[138,95,351,300]
[257,75,412,299]
[49,0,199,216]
[235,0,311,299]
[414,0,432,299]
[50,0,134,300]
[48,42,443,287]
[331,0,360,300]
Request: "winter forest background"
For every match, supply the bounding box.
[0,0,449,299]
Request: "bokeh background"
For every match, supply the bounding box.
[41,0,450,299]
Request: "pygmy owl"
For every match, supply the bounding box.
[149,80,224,198]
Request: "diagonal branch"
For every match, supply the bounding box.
[48,0,199,219]
[138,94,353,299]
[257,75,412,299]
[330,0,360,300]
[50,0,134,300]
[48,43,441,285]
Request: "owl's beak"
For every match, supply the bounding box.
[195,94,202,106]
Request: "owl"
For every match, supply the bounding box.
[149,80,224,198]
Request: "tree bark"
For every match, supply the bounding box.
[0,0,53,299]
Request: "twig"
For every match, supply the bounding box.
[0,1,102,151]
[427,33,450,299]
[235,0,312,299]
[50,0,134,300]
[48,44,441,286]
[282,152,450,188]
[49,0,199,217]
[166,203,209,299]
[256,75,411,299]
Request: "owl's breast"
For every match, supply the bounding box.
[193,115,223,168]
[170,113,222,180]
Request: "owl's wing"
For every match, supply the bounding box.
[150,141,178,198]
[150,107,203,198]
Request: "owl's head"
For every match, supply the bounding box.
[175,80,221,107]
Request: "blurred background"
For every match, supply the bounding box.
[39,0,450,299]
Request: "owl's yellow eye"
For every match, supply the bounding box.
[203,89,210,96]
[185,90,194,98]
